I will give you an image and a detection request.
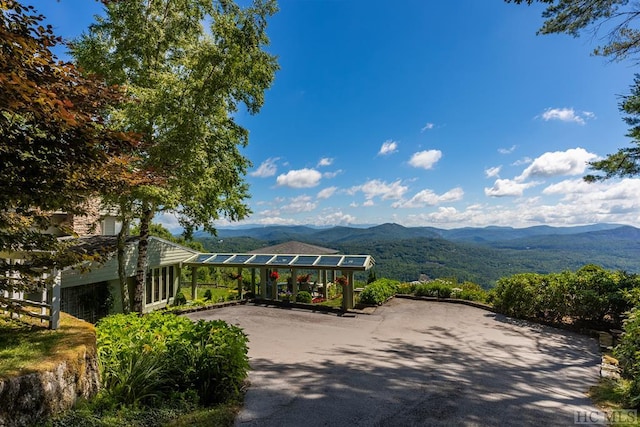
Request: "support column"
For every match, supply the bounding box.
[191,266,198,300]
[260,268,267,298]
[49,269,61,330]
[251,269,256,297]
[322,270,328,299]
[270,269,278,300]
[291,268,297,302]
[237,267,243,299]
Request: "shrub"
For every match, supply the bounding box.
[491,273,541,318]
[396,282,416,294]
[296,291,312,303]
[173,291,187,306]
[359,278,399,305]
[203,289,213,301]
[415,281,453,298]
[457,282,488,302]
[97,312,249,407]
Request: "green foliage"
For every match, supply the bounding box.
[359,278,399,305]
[295,291,312,303]
[172,291,187,306]
[203,289,213,301]
[455,282,488,302]
[415,280,454,299]
[97,312,249,407]
[492,266,638,327]
[396,282,417,294]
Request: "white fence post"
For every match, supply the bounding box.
[49,269,61,330]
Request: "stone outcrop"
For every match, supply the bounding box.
[0,321,100,427]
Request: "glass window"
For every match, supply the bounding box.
[316,256,343,266]
[146,271,152,304]
[340,256,368,267]
[292,256,320,266]
[247,255,275,264]
[269,255,296,265]
[168,266,174,298]
[154,269,160,302]
[206,254,234,263]
[161,267,167,300]
[228,254,253,264]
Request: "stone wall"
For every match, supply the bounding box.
[0,338,100,427]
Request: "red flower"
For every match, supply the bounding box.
[297,274,311,284]
[336,276,348,286]
[269,271,279,280]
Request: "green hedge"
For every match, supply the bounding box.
[359,278,399,305]
[97,312,249,407]
[491,265,639,327]
[415,281,453,298]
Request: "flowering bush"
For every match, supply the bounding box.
[269,271,279,281]
[228,272,242,281]
[335,276,348,286]
[297,274,311,284]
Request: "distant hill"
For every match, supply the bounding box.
[195,223,640,288]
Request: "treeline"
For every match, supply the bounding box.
[197,235,640,288]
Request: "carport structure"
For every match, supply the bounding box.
[181,251,375,310]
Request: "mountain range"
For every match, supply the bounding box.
[194,223,640,288]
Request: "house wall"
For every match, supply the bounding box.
[61,238,196,317]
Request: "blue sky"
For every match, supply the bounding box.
[35,0,640,230]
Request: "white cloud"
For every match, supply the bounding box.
[421,122,435,132]
[393,187,464,208]
[484,178,538,197]
[512,157,532,166]
[408,149,442,170]
[317,186,337,199]
[317,157,333,167]
[378,140,398,156]
[348,179,408,201]
[323,170,342,179]
[498,145,517,155]
[250,157,279,177]
[517,147,597,181]
[313,210,356,226]
[276,168,322,188]
[363,200,375,207]
[154,212,182,233]
[280,195,317,213]
[485,166,502,178]
[540,107,595,125]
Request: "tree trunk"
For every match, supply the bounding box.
[117,212,131,314]
[133,203,153,313]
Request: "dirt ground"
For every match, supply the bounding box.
[186,298,601,427]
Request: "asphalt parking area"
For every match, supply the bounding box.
[186,298,600,427]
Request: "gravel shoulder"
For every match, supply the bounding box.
[186,298,600,427]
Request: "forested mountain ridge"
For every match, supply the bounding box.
[194,223,640,288]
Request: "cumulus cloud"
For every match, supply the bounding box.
[540,107,595,125]
[484,178,538,197]
[276,168,322,188]
[408,149,442,170]
[280,195,317,214]
[313,210,356,226]
[421,122,435,132]
[317,157,333,167]
[485,166,502,178]
[348,179,408,201]
[512,157,533,166]
[317,186,337,199]
[393,187,464,208]
[378,140,398,156]
[516,148,597,181]
[250,157,279,177]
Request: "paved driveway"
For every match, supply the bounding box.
[186,298,600,427]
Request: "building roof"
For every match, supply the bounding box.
[248,241,339,255]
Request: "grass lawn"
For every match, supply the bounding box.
[0,312,95,379]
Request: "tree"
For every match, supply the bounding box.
[72,0,278,312]
[506,0,640,182]
[0,0,139,294]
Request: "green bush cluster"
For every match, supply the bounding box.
[492,265,639,327]
[415,280,453,298]
[295,291,312,303]
[359,278,399,305]
[451,282,488,302]
[614,289,640,407]
[96,312,249,407]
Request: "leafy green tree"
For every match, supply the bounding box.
[506,0,640,181]
[0,0,138,294]
[72,0,279,312]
